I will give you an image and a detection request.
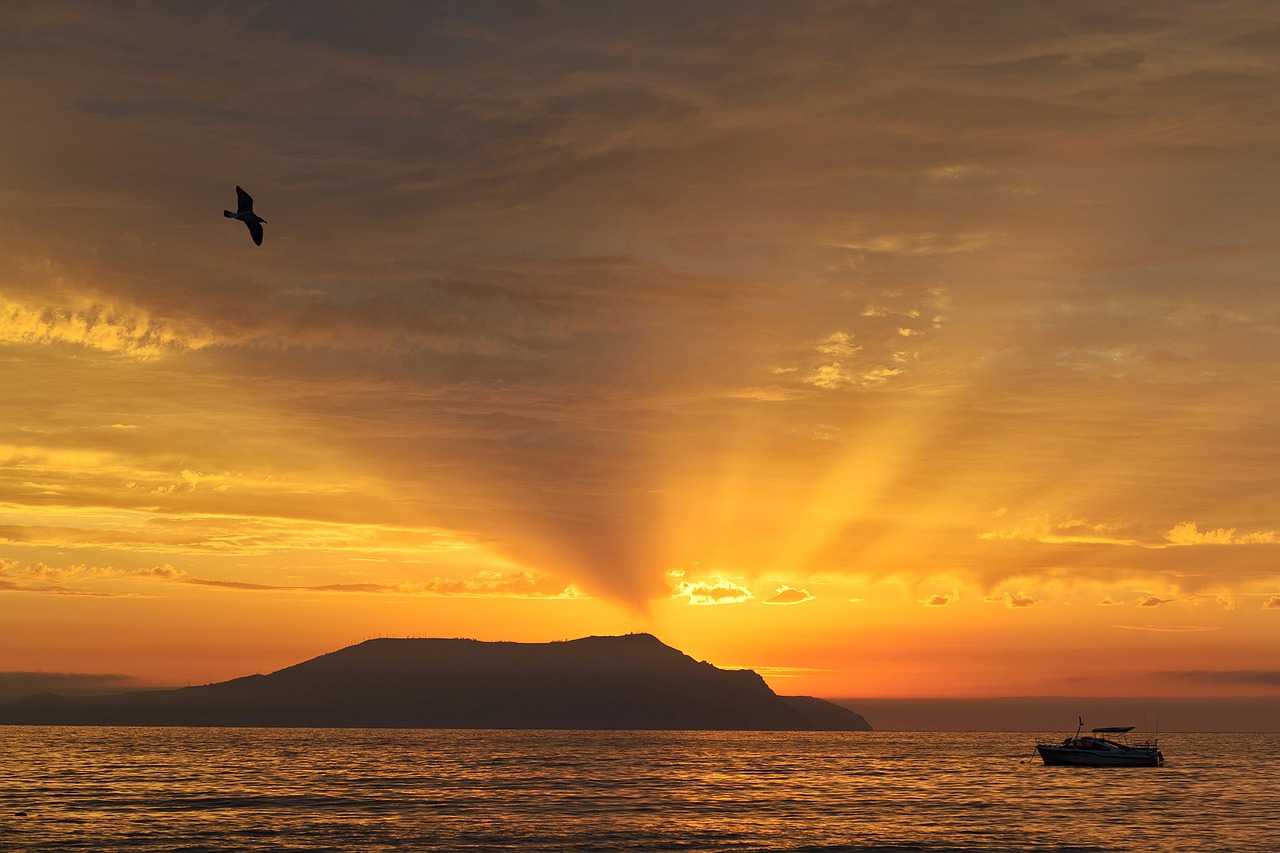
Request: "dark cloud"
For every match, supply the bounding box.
[1226,24,1280,51]
[1157,670,1280,686]
[941,53,1076,79]
[1083,49,1145,71]
[185,578,282,591]
[0,672,134,703]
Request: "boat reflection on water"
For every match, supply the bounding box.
[1037,719,1164,767]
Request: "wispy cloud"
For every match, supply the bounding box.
[827,231,994,256]
[1156,670,1280,686]
[979,515,1144,547]
[0,295,216,359]
[0,559,579,600]
[1165,522,1280,546]
[1111,625,1219,633]
[186,571,583,598]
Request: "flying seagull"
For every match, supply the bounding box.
[224,185,266,246]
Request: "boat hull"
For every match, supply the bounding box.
[1037,745,1162,767]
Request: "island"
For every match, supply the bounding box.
[0,633,872,730]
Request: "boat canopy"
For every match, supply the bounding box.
[1091,726,1135,733]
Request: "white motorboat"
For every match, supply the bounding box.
[1036,720,1163,767]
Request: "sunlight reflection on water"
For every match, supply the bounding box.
[1,728,1276,851]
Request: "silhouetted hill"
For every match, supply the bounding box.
[0,634,871,731]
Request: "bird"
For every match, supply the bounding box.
[223,185,266,246]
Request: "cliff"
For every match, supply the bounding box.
[0,634,872,730]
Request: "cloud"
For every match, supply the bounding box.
[1003,591,1038,608]
[0,560,183,597]
[923,592,956,607]
[737,665,828,679]
[1165,522,1280,546]
[805,363,902,389]
[188,569,582,598]
[413,571,586,599]
[1138,595,1175,607]
[816,332,860,357]
[0,295,217,359]
[1156,670,1280,686]
[1110,625,1218,633]
[980,515,1144,547]
[0,505,480,561]
[763,586,814,605]
[725,386,804,402]
[6,0,1280,623]
[1264,596,1280,610]
[185,578,281,591]
[670,576,754,606]
[0,558,578,600]
[132,565,186,580]
[0,671,136,703]
[828,231,994,256]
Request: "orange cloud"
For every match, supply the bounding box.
[763,586,815,605]
[1111,625,1218,633]
[669,573,754,606]
[1166,522,1280,546]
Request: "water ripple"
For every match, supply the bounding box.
[0,728,1275,851]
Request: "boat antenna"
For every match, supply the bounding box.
[1075,716,1083,738]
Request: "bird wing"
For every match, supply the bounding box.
[246,220,264,246]
[235,186,255,214]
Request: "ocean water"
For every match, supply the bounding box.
[1,728,1276,852]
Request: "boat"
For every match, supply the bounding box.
[1036,719,1163,767]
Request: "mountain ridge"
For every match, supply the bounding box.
[0,633,871,731]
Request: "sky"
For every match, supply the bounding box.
[2,1,1279,726]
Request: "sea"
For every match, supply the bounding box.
[1,728,1276,852]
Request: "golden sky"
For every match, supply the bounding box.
[2,1,1279,709]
